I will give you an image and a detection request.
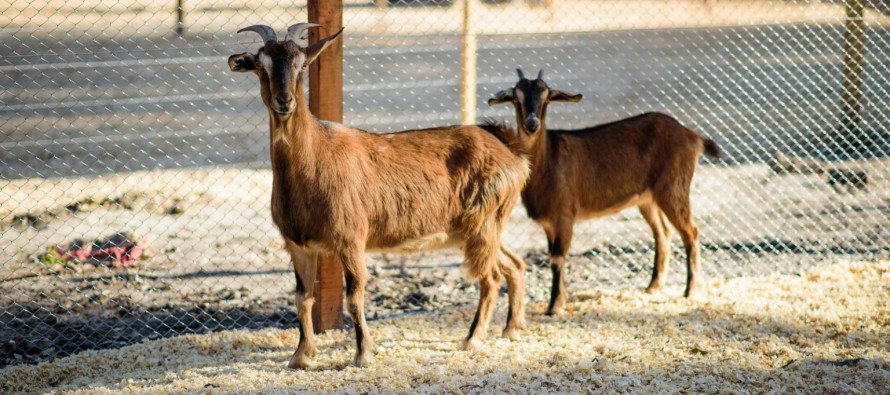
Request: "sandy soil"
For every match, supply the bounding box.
[1,159,888,368]
[1,259,887,394]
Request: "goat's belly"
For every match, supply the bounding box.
[578,191,653,220]
[368,232,463,254]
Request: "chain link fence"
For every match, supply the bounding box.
[2,0,889,368]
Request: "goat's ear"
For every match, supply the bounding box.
[228,53,257,72]
[304,27,345,66]
[487,89,514,106]
[549,90,583,103]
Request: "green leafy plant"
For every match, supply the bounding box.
[36,247,67,266]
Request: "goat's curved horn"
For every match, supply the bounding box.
[285,23,322,42]
[517,68,526,80]
[237,25,277,43]
[537,69,544,80]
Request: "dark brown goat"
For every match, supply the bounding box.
[489,69,720,315]
[229,24,529,368]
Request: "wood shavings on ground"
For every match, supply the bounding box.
[2,260,888,394]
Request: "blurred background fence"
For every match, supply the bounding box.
[2,0,889,368]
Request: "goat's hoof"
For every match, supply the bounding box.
[462,337,483,352]
[644,284,662,294]
[353,352,374,368]
[288,343,316,369]
[288,353,312,370]
[502,327,521,341]
[514,318,527,330]
[683,283,700,298]
[545,307,565,317]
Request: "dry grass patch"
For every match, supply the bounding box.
[2,260,888,394]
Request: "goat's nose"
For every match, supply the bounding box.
[276,96,294,107]
[524,114,541,134]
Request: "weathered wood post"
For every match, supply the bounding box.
[460,0,477,124]
[308,0,345,333]
[839,0,866,153]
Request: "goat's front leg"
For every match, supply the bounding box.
[545,222,573,316]
[285,240,318,369]
[340,248,375,367]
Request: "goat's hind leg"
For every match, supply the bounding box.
[462,229,503,351]
[640,203,672,294]
[656,194,701,298]
[285,240,318,369]
[498,246,526,340]
[464,272,500,351]
[340,248,375,367]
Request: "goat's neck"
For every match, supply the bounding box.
[269,71,320,171]
[269,71,323,189]
[528,120,552,176]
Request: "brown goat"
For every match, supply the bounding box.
[489,69,720,315]
[229,24,529,368]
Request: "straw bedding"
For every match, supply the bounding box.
[2,260,888,394]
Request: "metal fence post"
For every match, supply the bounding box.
[839,0,866,151]
[175,0,186,37]
[460,0,477,125]
[308,0,345,333]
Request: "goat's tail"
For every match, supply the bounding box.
[702,138,721,159]
[478,118,527,158]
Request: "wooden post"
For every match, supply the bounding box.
[460,0,477,125]
[310,253,343,333]
[839,0,865,145]
[308,0,345,333]
[175,0,186,37]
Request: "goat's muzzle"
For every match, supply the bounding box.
[524,113,541,135]
[273,95,296,118]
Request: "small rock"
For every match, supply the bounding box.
[32,214,51,230]
[827,169,868,193]
[830,357,865,367]
[167,202,185,215]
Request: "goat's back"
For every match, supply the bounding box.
[525,112,710,218]
[314,122,528,251]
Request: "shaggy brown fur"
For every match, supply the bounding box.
[490,69,720,315]
[230,24,529,368]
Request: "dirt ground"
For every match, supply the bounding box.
[1,260,887,394]
[1,159,888,369]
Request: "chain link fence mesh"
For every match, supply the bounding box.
[2,0,889,368]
